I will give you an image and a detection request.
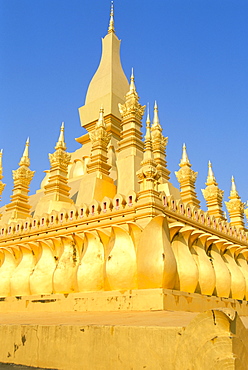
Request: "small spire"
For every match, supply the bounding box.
[129,68,136,93]
[230,176,239,198]
[146,103,150,125]
[23,137,29,157]
[108,1,115,34]
[19,138,30,166]
[226,175,245,229]
[55,122,66,151]
[231,176,236,192]
[179,143,191,166]
[205,160,218,187]
[96,106,106,128]
[145,105,151,142]
[152,101,162,129]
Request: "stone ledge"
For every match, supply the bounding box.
[0,309,247,369]
[0,289,247,315]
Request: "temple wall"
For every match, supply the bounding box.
[0,194,247,304]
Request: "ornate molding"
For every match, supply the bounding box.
[49,149,71,168]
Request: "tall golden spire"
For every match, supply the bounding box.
[108,1,115,34]
[87,107,111,176]
[0,149,6,200]
[77,106,116,204]
[202,161,224,220]
[34,123,73,216]
[225,176,245,230]
[136,106,162,225]
[175,144,200,208]
[117,70,145,194]
[151,101,170,182]
[44,123,72,200]
[78,1,129,141]
[5,138,35,221]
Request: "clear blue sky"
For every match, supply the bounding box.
[0,0,248,221]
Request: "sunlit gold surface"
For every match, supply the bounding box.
[0,5,248,369]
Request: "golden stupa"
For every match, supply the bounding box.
[0,3,248,369]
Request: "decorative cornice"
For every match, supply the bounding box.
[175,166,198,183]
[12,166,35,185]
[49,149,71,168]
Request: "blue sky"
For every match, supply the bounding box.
[0,0,248,222]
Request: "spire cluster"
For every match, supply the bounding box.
[0,2,247,234]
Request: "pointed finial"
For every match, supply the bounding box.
[108,1,115,34]
[19,137,30,166]
[129,68,136,93]
[206,160,217,185]
[143,105,153,160]
[230,175,239,198]
[23,137,29,157]
[231,176,236,191]
[145,104,151,142]
[152,101,162,129]
[179,143,191,166]
[55,122,66,150]
[96,106,106,128]
[146,103,150,126]
[208,161,214,177]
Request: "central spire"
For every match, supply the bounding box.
[78,2,129,141]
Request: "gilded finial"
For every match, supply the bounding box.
[206,160,217,185]
[145,104,151,142]
[129,68,136,93]
[179,143,191,167]
[231,176,236,192]
[108,1,115,34]
[19,137,30,167]
[230,176,239,198]
[152,101,162,129]
[146,103,150,125]
[143,104,154,161]
[96,106,106,128]
[55,122,66,151]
